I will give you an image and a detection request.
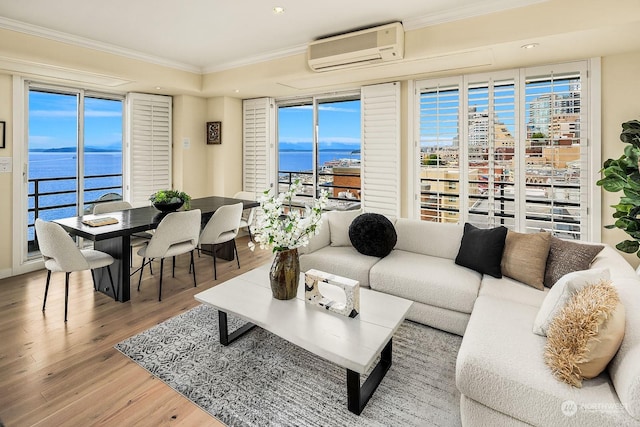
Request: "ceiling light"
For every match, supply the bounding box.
[521,43,539,50]
[234,89,240,93]
[155,86,161,90]
[273,6,285,14]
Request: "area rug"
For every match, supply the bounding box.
[115,304,462,426]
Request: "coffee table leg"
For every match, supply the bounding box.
[347,338,392,415]
[218,310,256,346]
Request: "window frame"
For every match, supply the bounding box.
[275,90,362,203]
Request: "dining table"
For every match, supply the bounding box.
[53,196,259,302]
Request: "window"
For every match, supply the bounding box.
[242,83,400,216]
[276,92,362,208]
[415,61,594,240]
[27,85,123,255]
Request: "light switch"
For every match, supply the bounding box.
[0,157,12,173]
[183,138,190,149]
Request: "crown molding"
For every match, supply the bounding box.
[202,43,308,74]
[403,0,548,31]
[0,16,202,74]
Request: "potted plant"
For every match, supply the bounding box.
[149,189,192,212]
[597,119,640,257]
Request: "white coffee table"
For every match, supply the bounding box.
[194,264,413,415]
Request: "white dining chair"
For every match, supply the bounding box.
[137,209,201,301]
[199,202,243,280]
[233,191,257,242]
[35,218,116,322]
[93,200,153,271]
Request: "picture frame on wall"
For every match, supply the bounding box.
[0,121,5,148]
[206,121,222,145]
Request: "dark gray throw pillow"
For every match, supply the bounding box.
[455,223,508,278]
[348,213,397,258]
[544,236,604,287]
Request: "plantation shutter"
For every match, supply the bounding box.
[465,75,518,229]
[521,64,588,239]
[361,82,401,218]
[418,79,462,223]
[125,93,172,206]
[243,97,275,196]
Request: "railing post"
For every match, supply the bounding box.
[34,179,39,222]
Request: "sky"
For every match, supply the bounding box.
[278,99,361,151]
[28,90,123,150]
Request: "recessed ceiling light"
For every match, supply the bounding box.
[155,86,162,90]
[273,6,285,14]
[521,43,539,49]
[234,89,240,93]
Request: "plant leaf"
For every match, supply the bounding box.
[616,240,639,253]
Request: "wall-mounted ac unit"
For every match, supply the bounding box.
[307,22,404,72]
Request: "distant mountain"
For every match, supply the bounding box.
[278,142,360,151]
[29,145,122,153]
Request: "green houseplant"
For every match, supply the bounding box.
[597,119,640,257]
[149,189,192,211]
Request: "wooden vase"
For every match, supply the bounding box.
[269,248,300,300]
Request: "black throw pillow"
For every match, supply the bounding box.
[455,223,508,278]
[348,213,397,258]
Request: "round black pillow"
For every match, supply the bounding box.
[348,213,397,258]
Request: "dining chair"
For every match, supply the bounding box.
[233,191,257,242]
[93,200,153,271]
[199,202,243,280]
[137,209,201,301]
[35,218,116,322]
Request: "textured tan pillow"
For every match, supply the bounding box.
[544,281,626,387]
[500,231,551,290]
[532,269,610,336]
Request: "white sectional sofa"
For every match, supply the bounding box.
[299,210,640,426]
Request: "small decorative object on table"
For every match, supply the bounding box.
[149,189,192,212]
[249,179,328,300]
[304,269,360,318]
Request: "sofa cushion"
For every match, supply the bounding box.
[299,245,378,288]
[533,268,611,336]
[455,223,507,278]
[457,296,637,425]
[327,210,361,247]
[298,214,331,255]
[370,250,481,314]
[544,281,625,387]
[500,230,550,290]
[348,213,397,257]
[394,219,463,259]
[479,275,548,308]
[544,236,604,287]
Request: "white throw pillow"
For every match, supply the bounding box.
[532,268,610,336]
[328,210,361,247]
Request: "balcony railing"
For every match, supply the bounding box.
[419,177,581,238]
[277,170,361,211]
[27,173,122,251]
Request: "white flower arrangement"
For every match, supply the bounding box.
[249,179,328,253]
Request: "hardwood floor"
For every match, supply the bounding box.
[0,236,272,427]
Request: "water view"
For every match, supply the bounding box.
[28,151,123,240]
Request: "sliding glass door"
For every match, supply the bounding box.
[27,85,123,256]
